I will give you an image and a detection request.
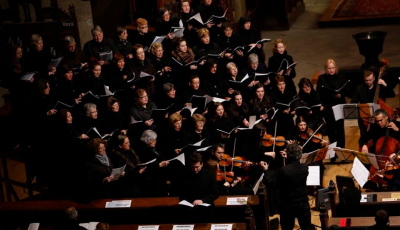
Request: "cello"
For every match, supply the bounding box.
[360,59,394,130]
[368,111,400,185]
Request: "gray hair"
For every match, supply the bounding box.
[248,53,259,64]
[91,25,103,36]
[226,62,237,71]
[163,83,175,94]
[84,103,97,116]
[64,36,75,45]
[140,130,157,144]
[30,34,42,46]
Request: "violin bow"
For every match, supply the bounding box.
[301,122,324,149]
[231,137,237,172]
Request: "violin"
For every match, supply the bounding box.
[262,133,289,147]
[216,169,234,182]
[300,128,325,144]
[219,154,257,169]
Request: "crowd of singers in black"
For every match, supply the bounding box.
[3,0,398,221]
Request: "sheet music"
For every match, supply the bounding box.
[253,173,264,195]
[306,166,320,186]
[351,157,369,188]
[28,223,40,230]
[326,142,337,159]
[332,104,345,121]
[167,153,185,165]
[110,164,126,181]
[137,158,157,166]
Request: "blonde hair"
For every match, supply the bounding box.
[91,25,103,35]
[150,43,163,55]
[30,34,42,46]
[197,28,210,38]
[324,59,338,74]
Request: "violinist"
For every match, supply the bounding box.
[287,116,328,154]
[204,144,253,195]
[373,153,400,191]
[360,109,400,154]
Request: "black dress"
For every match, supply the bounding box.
[268,51,297,95]
[316,73,348,148]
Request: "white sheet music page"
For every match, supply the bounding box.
[351,157,369,188]
[326,142,337,159]
[306,166,320,186]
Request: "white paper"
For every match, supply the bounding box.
[179,200,210,207]
[351,157,369,188]
[99,51,113,62]
[196,146,213,152]
[79,223,89,229]
[167,153,185,165]
[326,142,337,159]
[173,225,194,230]
[137,158,157,167]
[210,224,233,230]
[110,164,126,181]
[253,173,264,195]
[48,57,63,68]
[89,222,99,230]
[226,197,248,205]
[28,223,40,230]
[360,194,368,203]
[212,97,227,103]
[20,72,36,81]
[332,104,345,121]
[105,200,131,208]
[306,166,320,186]
[138,226,160,230]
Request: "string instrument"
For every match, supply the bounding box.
[219,154,258,169]
[261,134,289,147]
[369,151,400,181]
[301,123,325,149]
[216,169,234,182]
[368,111,400,184]
[300,128,325,144]
[362,59,394,129]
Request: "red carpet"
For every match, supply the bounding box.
[319,0,400,27]
[333,0,400,18]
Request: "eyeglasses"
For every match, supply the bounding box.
[90,110,98,114]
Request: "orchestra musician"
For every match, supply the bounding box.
[351,70,394,145]
[204,144,253,195]
[360,109,400,154]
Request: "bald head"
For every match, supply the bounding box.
[65,207,78,220]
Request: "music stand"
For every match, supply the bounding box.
[300,146,328,164]
[334,148,356,162]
